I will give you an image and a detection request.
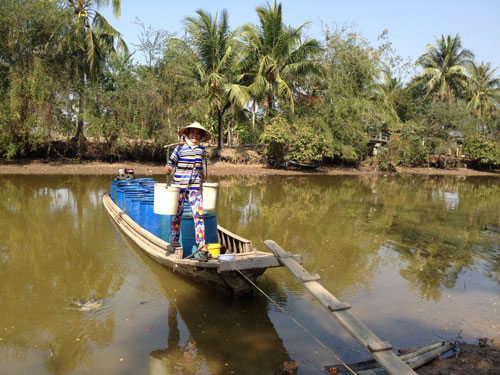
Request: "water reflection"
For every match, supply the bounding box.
[0,176,123,373]
[215,175,500,302]
[127,245,292,375]
[1,174,500,374]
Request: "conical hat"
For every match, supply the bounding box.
[178,122,211,142]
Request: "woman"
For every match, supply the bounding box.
[165,122,210,255]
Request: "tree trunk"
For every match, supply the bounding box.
[266,80,274,117]
[217,101,223,150]
[74,91,86,141]
[252,100,256,129]
[73,68,87,143]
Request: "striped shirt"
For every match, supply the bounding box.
[167,144,205,191]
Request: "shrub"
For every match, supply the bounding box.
[260,116,333,168]
[377,131,428,169]
[463,135,500,169]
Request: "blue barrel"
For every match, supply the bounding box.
[110,180,122,201]
[139,198,159,236]
[133,178,154,183]
[158,199,195,241]
[158,212,218,258]
[117,186,145,210]
[130,197,143,222]
[112,181,136,203]
[124,190,147,216]
[180,212,218,258]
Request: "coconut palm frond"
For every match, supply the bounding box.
[415,34,474,102]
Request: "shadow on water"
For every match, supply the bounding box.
[118,232,292,375]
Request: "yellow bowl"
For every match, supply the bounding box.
[206,243,221,257]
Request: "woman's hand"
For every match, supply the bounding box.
[200,171,206,183]
[165,165,173,175]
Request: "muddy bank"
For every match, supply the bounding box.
[416,338,500,375]
[0,159,499,176]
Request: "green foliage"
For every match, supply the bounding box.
[416,101,476,150]
[260,116,333,167]
[377,130,428,168]
[0,1,499,169]
[238,0,322,116]
[299,26,392,164]
[0,0,70,157]
[466,61,500,129]
[463,134,500,168]
[415,34,474,102]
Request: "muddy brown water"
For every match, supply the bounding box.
[0,174,499,374]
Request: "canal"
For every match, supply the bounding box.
[1,174,499,374]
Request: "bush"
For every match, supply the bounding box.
[377,131,428,169]
[260,116,333,168]
[463,135,500,169]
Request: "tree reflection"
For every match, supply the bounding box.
[0,176,125,372]
[216,175,500,301]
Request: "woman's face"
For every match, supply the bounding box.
[187,128,203,144]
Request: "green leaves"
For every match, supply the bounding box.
[415,34,474,102]
[238,0,322,116]
[463,134,500,168]
[260,115,334,167]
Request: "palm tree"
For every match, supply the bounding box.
[63,0,127,141]
[238,0,322,116]
[415,34,474,103]
[467,61,500,132]
[184,9,248,149]
[375,70,401,121]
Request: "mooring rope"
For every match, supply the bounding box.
[227,261,359,375]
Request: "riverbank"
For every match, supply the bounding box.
[0,159,499,176]
[416,338,500,375]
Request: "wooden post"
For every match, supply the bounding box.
[264,240,418,375]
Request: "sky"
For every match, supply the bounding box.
[100,0,500,75]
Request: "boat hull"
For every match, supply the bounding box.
[102,192,299,296]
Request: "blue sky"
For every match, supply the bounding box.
[100,0,500,75]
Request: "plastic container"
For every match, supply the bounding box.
[124,189,148,215]
[179,212,218,258]
[219,254,235,261]
[157,212,218,258]
[202,182,219,211]
[154,184,181,215]
[129,197,143,223]
[206,243,221,257]
[112,181,136,203]
[139,198,159,236]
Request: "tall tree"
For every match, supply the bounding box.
[374,70,402,121]
[63,0,127,142]
[466,61,500,132]
[239,0,322,116]
[415,34,474,103]
[184,9,247,149]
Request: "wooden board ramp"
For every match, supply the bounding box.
[328,341,453,374]
[264,240,419,375]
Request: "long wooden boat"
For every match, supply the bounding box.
[102,192,302,296]
[286,159,319,170]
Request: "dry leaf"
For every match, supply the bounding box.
[283,361,299,373]
[328,368,338,375]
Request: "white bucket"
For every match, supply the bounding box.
[202,182,219,211]
[154,184,181,215]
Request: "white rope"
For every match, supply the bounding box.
[227,262,359,375]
